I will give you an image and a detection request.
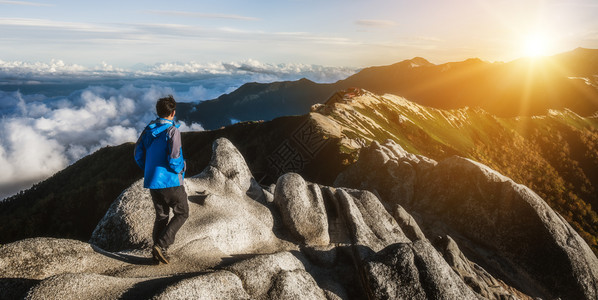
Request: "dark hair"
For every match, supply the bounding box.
[156,95,176,118]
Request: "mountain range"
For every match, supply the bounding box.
[178,47,598,130]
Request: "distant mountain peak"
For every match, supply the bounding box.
[390,57,434,69]
[408,57,433,67]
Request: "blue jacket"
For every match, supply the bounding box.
[134,118,186,189]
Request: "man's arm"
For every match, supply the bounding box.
[134,129,147,170]
[168,127,185,174]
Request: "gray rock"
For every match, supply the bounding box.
[91,178,281,255]
[263,188,274,203]
[364,241,478,300]
[90,138,283,256]
[153,270,251,300]
[181,137,256,199]
[328,184,480,300]
[224,251,306,298]
[203,137,254,195]
[335,140,598,300]
[267,183,276,194]
[320,187,352,245]
[0,238,121,280]
[273,173,330,246]
[268,269,328,300]
[392,205,426,242]
[321,281,350,300]
[436,235,525,300]
[26,273,143,300]
[415,156,598,300]
[334,189,408,255]
[245,177,268,203]
[264,184,276,203]
[301,244,338,267]
[380,139,437,171]
[89,179,154,251]
[335,140,434,207]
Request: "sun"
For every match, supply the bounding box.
[522,33,550,57]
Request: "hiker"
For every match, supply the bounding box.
[134,95,188,264]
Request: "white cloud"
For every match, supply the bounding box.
[144,10,260,21]
[0,86,204,199]
[0,0,53,6]
[0,58,126,78]
[0,58,357,83]
[66,144,88,162]
[0,118,68,198]
[101,125,139,146]
[0,16,366,64]
[0,18,123,33]
[179,122,205,132]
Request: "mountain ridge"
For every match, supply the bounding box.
[177,48,598,130]
[177,78,332,129]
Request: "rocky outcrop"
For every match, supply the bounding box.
[336,139,598,300]
[273,173,329,246]
[152,271,251,300]
[364,241,477,300]
[87,180,154,251]
[417,156,598,300]
[2,137,597,299]
[224,251,336,299]
[26,273,145,300]
[0,238,139,299]
[90,137,282,256]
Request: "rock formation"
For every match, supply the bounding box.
[1,137,597,299]
[336,139,598,299]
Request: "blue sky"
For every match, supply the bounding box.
[1,0,598,67]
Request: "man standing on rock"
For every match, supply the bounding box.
[134,95,188,264]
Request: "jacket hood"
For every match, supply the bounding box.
[147,118,180,137]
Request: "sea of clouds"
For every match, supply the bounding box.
[0,59,357,199]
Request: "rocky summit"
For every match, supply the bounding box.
[1,137,597,299]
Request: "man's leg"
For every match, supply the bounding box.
[157,185,189,249]
[150,189,170,248]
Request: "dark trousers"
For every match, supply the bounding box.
[150,185,189,249]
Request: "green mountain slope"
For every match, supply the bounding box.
[314,89,598,253]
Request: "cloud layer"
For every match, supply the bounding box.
[0,84,205,199]
[0,59,357,199]
[0,59,356,84]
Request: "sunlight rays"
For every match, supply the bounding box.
[523,33,551,57]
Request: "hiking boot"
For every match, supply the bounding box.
[152,245,169,264]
